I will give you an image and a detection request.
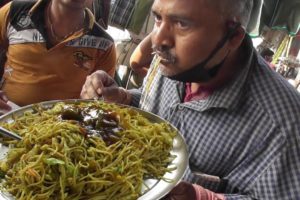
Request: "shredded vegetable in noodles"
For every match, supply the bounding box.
[0,101,176,200]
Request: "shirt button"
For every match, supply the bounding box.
[178,105,184,111]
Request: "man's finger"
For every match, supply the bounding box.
[81,71,119,100]
[95,70,116,87]
[101,86,121,102]
[90,76,105,96]
[0,91,8,102]
[83,76,102,99]
[0,100,12,111]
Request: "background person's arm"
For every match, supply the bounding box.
[129,33,153,77]
[0,2,11,78]
[0,3,12,112]
[95,44,117,77]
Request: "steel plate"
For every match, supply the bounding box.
[0,99,188,200]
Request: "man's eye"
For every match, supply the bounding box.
[154,14,162,23]
[176,21,189,29]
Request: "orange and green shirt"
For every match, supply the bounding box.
[0,0,116,106]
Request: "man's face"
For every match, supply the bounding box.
[151,0,229,77]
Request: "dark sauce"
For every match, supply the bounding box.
[60,104,122,145]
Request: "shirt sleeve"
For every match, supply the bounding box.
[128,88,142,107]
[0,2,11,47]
[95,43,117,77]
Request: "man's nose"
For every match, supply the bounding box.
[151,22,174,50]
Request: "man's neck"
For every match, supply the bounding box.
[47,0,85,41]
[190,48,244,93]
[52,2,85,25]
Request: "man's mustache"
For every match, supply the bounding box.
[151,45,176,64]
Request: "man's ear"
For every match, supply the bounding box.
[227,25,246,50]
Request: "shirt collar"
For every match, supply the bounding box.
[182,34,256,112]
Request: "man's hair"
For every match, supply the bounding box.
[260,48,274,57]
[206,0,253,28]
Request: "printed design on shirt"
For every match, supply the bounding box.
[4,66,13,76]
[66,35,113,51]
[7,24,45,44]
[16,12,32,28]
[73,51,93,71]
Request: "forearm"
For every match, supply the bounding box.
[130,34,153,74]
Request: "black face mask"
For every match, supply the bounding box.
[166,23,241,83]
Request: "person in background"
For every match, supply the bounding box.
[129,34,152,77]
[0,0,10,8]
[86,0,111,29]
[0,0,116,113]
[0,0,110,28]
[260,48,276,70]
[81,0,300,199]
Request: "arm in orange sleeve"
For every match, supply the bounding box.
[0,2,11,47]
[0,2,11,79]
[95,44,117,78]
[0,3,12,110]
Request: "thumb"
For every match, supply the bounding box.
[0,100,12,112]
[101,86,120,101]
[95,80,104,96]
[102,87,130,104]
[0,91,8,102]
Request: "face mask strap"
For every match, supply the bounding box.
[206,22,241,63]
[168,22,241,83]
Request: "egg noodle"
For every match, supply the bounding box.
[0,101,176,200]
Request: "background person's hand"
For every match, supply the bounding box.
[162,181,196,200]
[0,91,12,114]
[81,70,131,104]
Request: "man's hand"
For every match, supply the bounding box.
[162,181,225,200]
[0,91,12,114]
[81,70,131,104]
[162,182,196,200]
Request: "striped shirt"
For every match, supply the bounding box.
[109,0,135,30]
[129,35,300,200]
